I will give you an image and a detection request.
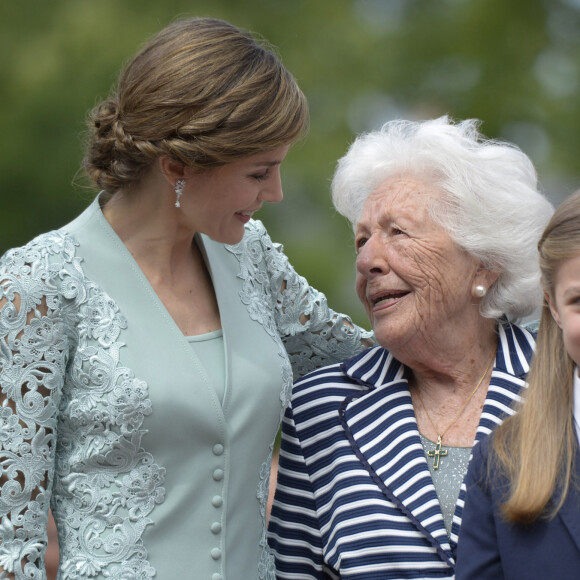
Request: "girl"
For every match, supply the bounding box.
[456,190,580,579]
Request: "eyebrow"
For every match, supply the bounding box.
[562,286,580,300]
[252,160,283,167]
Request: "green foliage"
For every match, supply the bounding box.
[2,0,579,327]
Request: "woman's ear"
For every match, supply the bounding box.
[473,265,500,295]
[544,290,562,328]
[158,156,188,186]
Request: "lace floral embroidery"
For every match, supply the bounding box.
[226,220,373,580]
[0,231,165,579]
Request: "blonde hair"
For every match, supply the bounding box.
[493,190,580,523]
[83,17,309,192]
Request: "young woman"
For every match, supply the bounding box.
[456,190,580,580]
[0,17,371,580]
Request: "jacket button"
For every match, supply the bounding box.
[213,444,224,456]
[212,574,223,580]
[213,468,224,481]
[211,522,222,534]
[211,495,223,508]
[211,548,222,560]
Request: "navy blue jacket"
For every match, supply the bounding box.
[456,434,580,579]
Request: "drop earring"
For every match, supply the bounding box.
[174,179,185,208]
[474,285,487,298]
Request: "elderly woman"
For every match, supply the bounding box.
[268,116,554,579]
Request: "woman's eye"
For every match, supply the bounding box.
[252,170,270,181]
[392,226,405,236]
[355,237,367,252]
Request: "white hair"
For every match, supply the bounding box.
[331,115,555,321]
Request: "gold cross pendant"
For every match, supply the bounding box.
[427,435,448,470]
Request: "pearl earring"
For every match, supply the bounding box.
[474,285,487,298]
[174,179,185,208]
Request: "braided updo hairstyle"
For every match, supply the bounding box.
[83,17,309,193]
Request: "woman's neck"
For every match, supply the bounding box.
[404,316,498,397]
[407,319,498,447]
[101,182,221,336]
[102,180,196,283]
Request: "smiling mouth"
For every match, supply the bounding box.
[236,206,262,217]
[371,291,409,307]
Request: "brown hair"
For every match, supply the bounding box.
[83,17,309,192]
[492,190,580,523]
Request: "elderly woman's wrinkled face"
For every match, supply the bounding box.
[355,176,481,354]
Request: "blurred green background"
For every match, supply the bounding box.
[1,0,579,327]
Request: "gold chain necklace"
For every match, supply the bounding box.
[415,350,495,470]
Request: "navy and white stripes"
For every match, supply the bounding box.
[269,321,535,579]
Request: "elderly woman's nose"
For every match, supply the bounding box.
[356,237,387,275]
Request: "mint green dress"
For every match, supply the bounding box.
[0,197,371,579]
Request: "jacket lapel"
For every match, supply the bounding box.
[340,320,536,566]
[340,348,455,564]
[200,232,287,433]
[474,321,534,444]
[454,321,534,549]
[557,446,580,553]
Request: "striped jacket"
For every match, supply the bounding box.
[268,321,535,579]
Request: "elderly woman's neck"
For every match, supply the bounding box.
[404,317,498,396]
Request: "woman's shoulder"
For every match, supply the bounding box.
[225,218,295,283]
[241,218,281,252]
[288,359,364,428]
[227,219,289,259]
[0,200,99,272]
[245,217,268,235]
[293,359,353,393]
[496,318,537,376]
[1,229,79,272]
[291,346,393,403]
[467,433,510,498]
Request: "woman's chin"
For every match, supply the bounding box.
[206,226,246,245]
[372,326,403,351]
[372,316,418,353]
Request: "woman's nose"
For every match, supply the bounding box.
[356,237,387,277]
[261,173,283,203]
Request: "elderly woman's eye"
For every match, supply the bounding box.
[355,237,368,251]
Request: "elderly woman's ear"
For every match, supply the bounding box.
[472,266,500,299]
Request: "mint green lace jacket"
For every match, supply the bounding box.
[0,198,372,579]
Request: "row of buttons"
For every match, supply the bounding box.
[210,443,225,580]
